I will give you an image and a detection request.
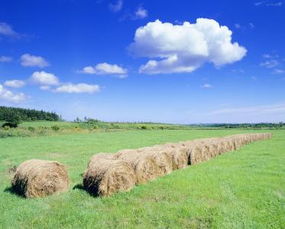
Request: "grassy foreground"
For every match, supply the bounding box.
[0,129,284,228]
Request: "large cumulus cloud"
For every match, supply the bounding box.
[129,18,247,74]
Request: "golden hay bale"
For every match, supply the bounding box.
[164,146,189,170]
[114,149,160,184]
[187,143,208,165]
[11,159,69,198]
[87,153,114,168]
[83,154,136,197]
[138,147,173,175]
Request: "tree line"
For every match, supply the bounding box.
[0,106,60,126]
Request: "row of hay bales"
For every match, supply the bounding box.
[83,133,272,197]
[11,133,272,198]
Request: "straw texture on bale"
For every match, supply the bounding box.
[114,149,160,184]
[12,159,69,198]
[138,148,173,176]
[160,145,189,170]
[83,153,136,196]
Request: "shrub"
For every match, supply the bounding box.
[2,122,18,128]
[51,125,60,131]
[28,126,35,132]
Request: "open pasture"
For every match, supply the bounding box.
[0,129,284,228]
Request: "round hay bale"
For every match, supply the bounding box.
[87,153,114,169]
[83,154,136,197]
[165,146,189,170]
[188,143,207,165]
[161,144,188,170]
[12,159,69,198]
[114,149,160,184]
[138,148,173,175]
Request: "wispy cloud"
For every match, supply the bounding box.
[109,0,123,12]
[134,6,148,19]
[201,83,213,89]
[273,69,285,74]
[210,103,285,115]
[260,59,279,68]
[0,56,12,63]
[0,22,19,37]
[254,1,283,6]
[260,53,285,73]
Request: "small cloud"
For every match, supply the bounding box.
[31,71,59,85]
[0,84,27,103]
[80,62,127,76]
[254,1,266,6]
[260,59,279,68]
[267,1,283,6]
[249,23,255,28]
[134,6,148,19]
[0,56,12,63]
[4,80,25,88]
[201,83,213,88]
[235,23,241,29]
[21,53,49,68]
[273,69,285,74]
[54,83,100,94]
[235,23,255,30]
[109,0,123,12]
[0,22,19,37]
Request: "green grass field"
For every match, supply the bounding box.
[1,129,284,228]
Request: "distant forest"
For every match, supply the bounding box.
[0,106,60,122]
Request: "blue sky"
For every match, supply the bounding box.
[0,0,285,123]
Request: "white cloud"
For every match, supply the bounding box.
[54,83,100,94]
[31,71,59,85]
[260,59,279,68]
[129,18,247,74]
[0,56,12,62]
[109,0,123,12]
[135,6,148,19]
[0,22,18,37]
[201,83,213,88]
[21,53,49,68]
[0,84,26,103]
[4,80,25,88]
[81,63,127,75]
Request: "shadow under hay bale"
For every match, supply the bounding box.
[83,153,136,197]
[11,159,69,198]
